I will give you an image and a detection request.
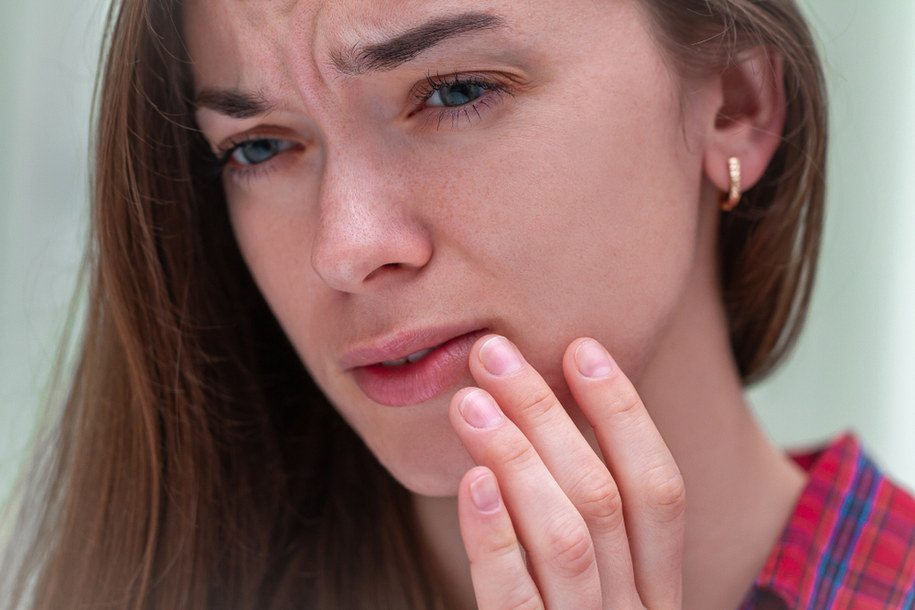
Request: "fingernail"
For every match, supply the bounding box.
[460,390,502,429]
[575,339,614,378]
[470,472,500,512]
[479,336,522,376]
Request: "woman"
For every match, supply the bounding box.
[3,0,914,607]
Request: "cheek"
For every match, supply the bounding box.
[430,89,702,384]
[228,196,299,297]
[226,190,478,498]
[226,188,327,361]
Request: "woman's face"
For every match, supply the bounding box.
[187,0,721,495]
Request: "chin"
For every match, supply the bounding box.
[372,433,477,498]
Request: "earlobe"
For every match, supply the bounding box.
[704,46,787,201]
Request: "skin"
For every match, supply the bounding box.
[185,0,808,606]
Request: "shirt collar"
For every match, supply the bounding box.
[749,433,864,606]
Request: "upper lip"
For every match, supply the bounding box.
[340,323,489,369]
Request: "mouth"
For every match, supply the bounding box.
[378,346,437,368]
[346,328,489,407]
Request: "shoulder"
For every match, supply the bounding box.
[744,434,915,609]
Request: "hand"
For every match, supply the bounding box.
[450,335,685,609]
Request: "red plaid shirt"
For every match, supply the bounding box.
[740,434,915,609]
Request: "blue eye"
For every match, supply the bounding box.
[413,73,514,128]
[229,138,296,166]
[427,82,487,108]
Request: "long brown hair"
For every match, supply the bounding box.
[639,0,827,383]
[1,0,825,607]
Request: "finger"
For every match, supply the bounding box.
[458,467,543,610]
[468,335,641,606]
[450,387,603,608]
[564,338,685,609]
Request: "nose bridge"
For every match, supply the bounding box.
[310,131,431,292]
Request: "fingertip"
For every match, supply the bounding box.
[449,386,477,430]
[476,335,524,377]
[451,386,481,409]
[451,387,504,430]
[469,333,501,363]
[457,467,539,609]
[458,467,512,562]
[459,467,502,518]
[575,338,615,379]
[565,338,617,380]
[467,467,502,513]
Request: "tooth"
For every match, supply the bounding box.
[381,357,409,367]
[380,347,435,367]
[406,348,433,363]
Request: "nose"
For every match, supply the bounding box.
[310,147,433,293]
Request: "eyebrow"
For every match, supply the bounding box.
[194,12,507,118]
[332,12,507,75]
[194,89,277,119]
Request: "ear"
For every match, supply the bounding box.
[703,47,787,198]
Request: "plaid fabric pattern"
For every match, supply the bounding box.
[740,435,915,609]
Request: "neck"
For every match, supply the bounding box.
[632,250,807,608]
[412,219,806,610]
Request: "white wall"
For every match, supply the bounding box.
[0,1,106,504]
[2,0,915,506]
[749,1,915,489]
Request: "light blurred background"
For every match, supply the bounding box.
[2,0,915,508]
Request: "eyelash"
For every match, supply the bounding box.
[411,71,514,129]
[214,72,514,183]
[214,137,290,185]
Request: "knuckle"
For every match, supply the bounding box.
[642,465,686,523]
[543,516,596,580]
[570,471,625,533]
[514,386,559,423]
[502,584,543,610]
[498,436,541,473]
[481,529,519,561]
[604,384,643,425]
[472,560,543,610]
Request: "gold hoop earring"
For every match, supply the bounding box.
[721,157,741,212]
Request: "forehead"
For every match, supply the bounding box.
[188,0,516,37]
[182,0,618,90]
[183,0,521,63]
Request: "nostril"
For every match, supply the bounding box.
[364,262,401,283]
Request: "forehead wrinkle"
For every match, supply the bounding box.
[327,11,507,76]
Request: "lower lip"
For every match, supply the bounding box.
[351,330,488,407]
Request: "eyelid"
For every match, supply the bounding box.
[410,71,510,103]
[214,126,303,157]
[211,128,305,187]
[408,71,516,128]
[228,138,298,167]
